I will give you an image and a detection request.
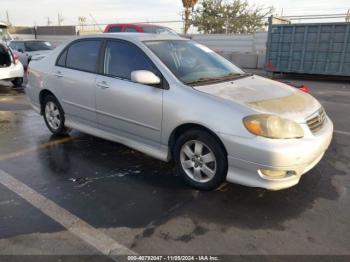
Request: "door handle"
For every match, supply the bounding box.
[96,80,109,89]
[54,71,63,78]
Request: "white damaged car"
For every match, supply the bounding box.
[26,34,333,190]
[0,41,24,87]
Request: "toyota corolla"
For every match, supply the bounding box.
[26,33,333,190]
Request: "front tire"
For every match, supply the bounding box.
[174,129,228,191]
[43,95,69,135]
[11,77,23,88]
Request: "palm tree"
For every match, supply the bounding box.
[182,0,198,34]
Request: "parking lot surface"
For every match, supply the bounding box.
[0,77,349,259]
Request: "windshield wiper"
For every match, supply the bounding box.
[186,72,252,86]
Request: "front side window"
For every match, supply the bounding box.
[125,27,138,32]
[66,40,101,72]
[104,41,155,80]
[144,40,245,85]
[25,41,53,51]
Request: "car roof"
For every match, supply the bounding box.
[106,23,169,28]
[10,40,50,42]
[76,33,186,42]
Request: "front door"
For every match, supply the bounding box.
[95,40,163,146]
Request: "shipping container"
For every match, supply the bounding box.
[265,17,350,76]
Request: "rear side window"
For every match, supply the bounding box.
[25,41,53,51]
[17,42,26,52]
[66,40,101,73]
[10,42,25,52]
[104,41,155,80]
[107,26,122,32]
[125,27,138,32]
[9,42,17,50]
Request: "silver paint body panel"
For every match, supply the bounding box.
[26,33,333,190]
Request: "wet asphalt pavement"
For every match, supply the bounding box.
[0,76,349,259]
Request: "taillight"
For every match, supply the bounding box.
[298,85,310,93]
[277,80,310,93]
[12,52,20,64]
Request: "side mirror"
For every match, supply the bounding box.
[131,70,161,85]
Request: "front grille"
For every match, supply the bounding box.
[306,108,326,133]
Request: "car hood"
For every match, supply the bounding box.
[193,75,321,123]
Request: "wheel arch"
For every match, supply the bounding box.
[39,89,57,114]
[168,123,228,159]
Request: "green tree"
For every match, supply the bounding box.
[192,0,273,34]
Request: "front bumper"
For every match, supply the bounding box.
[220,116,333,190]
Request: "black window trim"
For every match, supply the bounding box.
[56,48,68,67]
[55,38,103,74]
[55,37,169,89]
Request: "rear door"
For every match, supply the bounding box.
[52,39,102,126]
[95,39,163,145]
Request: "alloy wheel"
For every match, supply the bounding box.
[180,140,217,183]
[45,101,61,130]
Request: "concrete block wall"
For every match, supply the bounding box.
[11,32,269,69]
[11,34,75,47]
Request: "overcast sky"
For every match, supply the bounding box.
[1,0,349,30]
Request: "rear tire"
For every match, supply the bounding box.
[11,77,23,88]
[174,129,228,191]
[43,95,69,136]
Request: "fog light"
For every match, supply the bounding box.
[259,169,296,179]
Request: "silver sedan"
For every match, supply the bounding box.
[26,33,333,191]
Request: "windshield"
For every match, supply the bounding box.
[142,26,178,35]
[144,40,245,85]
[25,41,53,51]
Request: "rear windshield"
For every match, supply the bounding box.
[25,41,53,51]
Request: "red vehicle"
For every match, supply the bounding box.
[278,80,310,93]
[104,23,177,35]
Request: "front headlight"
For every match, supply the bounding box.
[243,114,304,139]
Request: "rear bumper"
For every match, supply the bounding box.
[220,117,333,190]
[0,62,24,80]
